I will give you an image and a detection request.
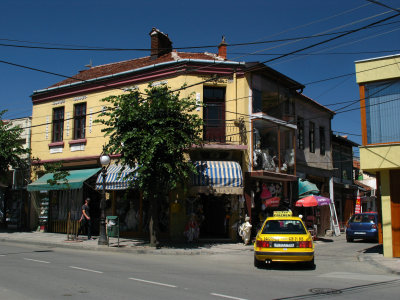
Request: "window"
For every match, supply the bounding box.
[74,103,86,139]
[262,220,306,234]
[297,117,304,150]
[252,89,262,113]
[319,126,325,155]
[365,80,400,143]
[203,87,225,142]
[309,122,315,153]
[52,107,64,142]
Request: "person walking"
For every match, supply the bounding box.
[77,198,93,240]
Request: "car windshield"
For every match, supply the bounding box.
[262,220,307,234]
[350,214,376,223]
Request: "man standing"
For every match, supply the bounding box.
[77,198,92,240]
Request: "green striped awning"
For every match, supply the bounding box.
[27,168,101,191]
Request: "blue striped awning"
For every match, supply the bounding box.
[95,165,137,190]
[191,161,243,195]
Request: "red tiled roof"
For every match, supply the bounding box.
[48,51,228,89]
[355,180,372,191]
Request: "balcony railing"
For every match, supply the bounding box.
[202,119,247,145]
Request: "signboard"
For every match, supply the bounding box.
[355,190,361,214]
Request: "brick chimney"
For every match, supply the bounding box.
[149,28,173,60]
[218,36,227,60]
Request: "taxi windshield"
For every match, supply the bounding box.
[262,220,307,234]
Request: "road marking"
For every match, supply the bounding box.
[69,266,103,274]
[0,255,5,256]
[210,293,248,300]
[23,258,50,264]
[128,277,177,288]
[320,272,397,282]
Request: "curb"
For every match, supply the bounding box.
[0,237,250,256]
[357,253,400,275]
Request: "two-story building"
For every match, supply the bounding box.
[355,53,400,257]
[28,28,250,240]
[27,28,333,242]
[295,94,335,236]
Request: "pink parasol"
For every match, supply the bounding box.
[295,195,331,207]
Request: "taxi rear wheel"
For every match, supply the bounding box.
[306,257,315,270]
[254,256,263,268]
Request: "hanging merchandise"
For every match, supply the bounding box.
[260,183,272,200]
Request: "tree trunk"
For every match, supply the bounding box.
[149,193,159,247]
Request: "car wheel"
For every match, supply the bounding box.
[254,256,263,269]
[306,257,315,270]
[346,237,353,243]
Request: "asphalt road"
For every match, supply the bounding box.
[0,237,399,300]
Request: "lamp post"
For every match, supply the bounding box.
[98,154,110,245]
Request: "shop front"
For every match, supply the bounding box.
[189,161,244,241]
[245,112,298,236]
[94,164,171,238]
[27,168,101,233]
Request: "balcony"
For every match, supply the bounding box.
[202,119,247,146]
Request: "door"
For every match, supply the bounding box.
[203,87,225,142]
[200,195,229,238]
[389,170,400,257]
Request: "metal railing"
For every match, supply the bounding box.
[202,120,247,145]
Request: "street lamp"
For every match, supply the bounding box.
[98,153,111,245]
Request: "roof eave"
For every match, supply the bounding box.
[32,59,245,95]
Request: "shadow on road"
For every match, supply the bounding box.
[316,237,334,243]
[362,244,383,254]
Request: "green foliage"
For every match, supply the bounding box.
[31,158,70,187]
[0,110,30,177]
[96,84,203,195]
[43,162,70,187]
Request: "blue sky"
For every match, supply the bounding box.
[1,0,400,148]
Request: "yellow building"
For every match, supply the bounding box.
[28,28,307,241]
[355,54,400,257]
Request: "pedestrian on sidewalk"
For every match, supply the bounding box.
[77,198,92,240]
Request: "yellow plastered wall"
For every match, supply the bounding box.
[355,54,400,84]
[380,170,393,257]
[31,72,250,164]
[359,144,400,171]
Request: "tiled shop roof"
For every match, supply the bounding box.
[47,51,230,89]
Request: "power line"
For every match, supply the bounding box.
[229,49,400,56]
[2,23,399,52]
[255,11,400,66]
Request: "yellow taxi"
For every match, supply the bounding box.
[254,211,314,268]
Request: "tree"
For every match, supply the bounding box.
[0,110,30,227]
[0,110,30,179]
[97,85,203,246]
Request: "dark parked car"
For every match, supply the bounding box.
[346,212,378,242]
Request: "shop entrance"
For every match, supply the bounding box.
[199,195,230,238]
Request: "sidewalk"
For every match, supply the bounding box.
[1,230,399,275]
[356,243,400,275]
[0,230,253,255]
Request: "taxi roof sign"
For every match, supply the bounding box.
[273,211,293,217]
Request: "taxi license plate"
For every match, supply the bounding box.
[274,243,295,248]
[355,232,366,235]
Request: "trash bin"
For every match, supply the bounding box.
[106,216,119,247]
